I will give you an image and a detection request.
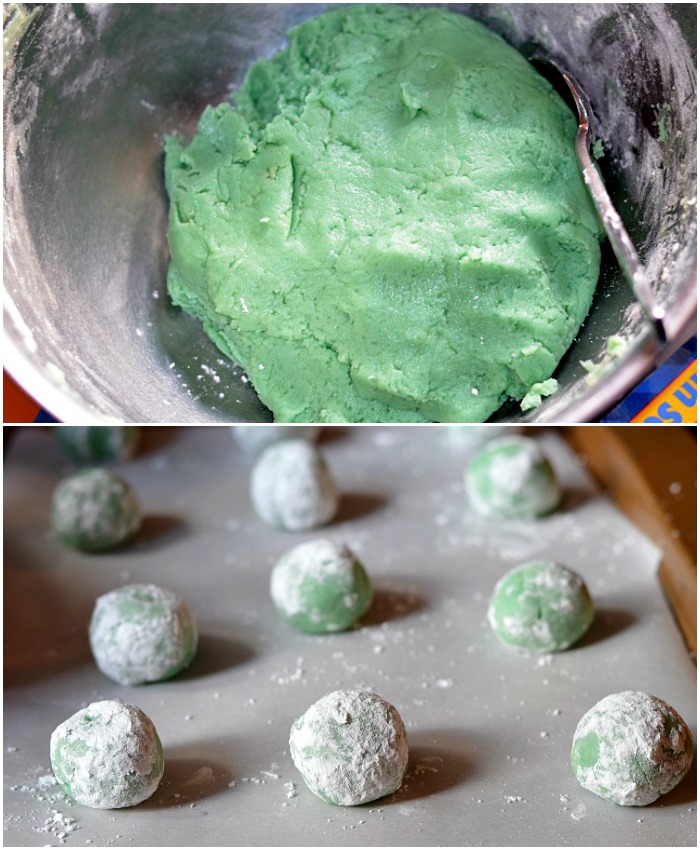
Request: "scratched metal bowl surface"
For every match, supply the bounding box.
[3,3,697,423]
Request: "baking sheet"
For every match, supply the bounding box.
[3,426,696,847]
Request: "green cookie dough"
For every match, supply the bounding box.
[164,5,601,423]
[250,439,339,531]
[89,584,198,685]
[51,469,142,552]
[290,690,409,805]
[487,561,594,652]
[271,538,372,633]
[56,427,140,463]
[50,700,164,809]
[465,435,560,520]
[572,691,694,806]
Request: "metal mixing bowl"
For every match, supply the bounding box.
[4,3,697,423]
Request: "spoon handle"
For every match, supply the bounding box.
[542,60,667,344]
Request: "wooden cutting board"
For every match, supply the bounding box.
[565,426,697,658]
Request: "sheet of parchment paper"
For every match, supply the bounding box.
[3,426,696,846]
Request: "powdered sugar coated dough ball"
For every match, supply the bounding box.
[465,435,560,520]
[250,439,339,531]
[271,539,372,633]
[232,425,320,455]
[57,426,140,463]
[572,691,693,806]
[488,561,594,652]
[51,468,142,551]
[444,425,510,451]
[89,584,198,685]
[290,690,408,805]
[50,700,163,809]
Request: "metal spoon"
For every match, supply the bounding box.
[531,57,667,345]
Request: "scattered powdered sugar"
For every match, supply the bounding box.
[43,810,79,843]
[183,766,215,788]
[7,774,80,845]
[570,802,588,821]
[271,658,306,685]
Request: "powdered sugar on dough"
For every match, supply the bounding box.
[51,469,141,551]
[443,425,510,451]
[465,436,560,520]
[250,439,339,531]
[232,425,320,455]
[488,561,594,652]
[271,539,372,633]
[57,426,139,463]
[50,700,163,809]
[571,691,694,806]
[290,690,408,806]
[89,584,198,685]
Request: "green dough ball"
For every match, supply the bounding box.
[163,5,601,423]
[572,691,694,806]
[56,427,140,463]
[50,700,164,809]
[51,469,142,551]
[290,690,409,805]
[232,425,320,455]
[89,584,198,685]
[271,539,372,633]
[250,439,339,531]
[465,436,560,519]
[488,561,594,652]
